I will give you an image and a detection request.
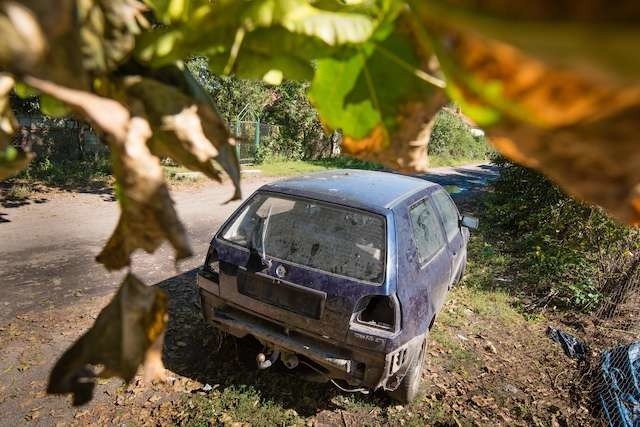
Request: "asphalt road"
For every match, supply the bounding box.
[0,163,498,323]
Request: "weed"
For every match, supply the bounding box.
[178,386,303,427]
[18,157,111,188]
[254,157,382,176]
[6,184,31,200]
[484,157,640,310]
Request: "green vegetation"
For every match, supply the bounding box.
[428,108,490,165]
[250,157,382,177]
[17,157,111,188]
[483,157,640,310]
[188,58,326,162]
[177,386,303,427]
[5,183,31,200]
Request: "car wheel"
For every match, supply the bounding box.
[388,337,427,404]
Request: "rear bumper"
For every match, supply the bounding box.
[197,272,416,390]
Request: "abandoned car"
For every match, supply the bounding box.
[197,170,477,402]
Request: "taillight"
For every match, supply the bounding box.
[353,295,400,332]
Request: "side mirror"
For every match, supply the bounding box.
[461,215,479,230]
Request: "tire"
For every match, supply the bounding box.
[388,337,427,404]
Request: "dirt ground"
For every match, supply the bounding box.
[0,266,596,426]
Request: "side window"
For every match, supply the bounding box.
[433,190,460,241]
[409,199,446,264]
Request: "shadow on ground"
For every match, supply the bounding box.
[0,180,116,209]
[154,269,392,418]
[418,164,499,203]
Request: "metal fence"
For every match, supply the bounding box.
[231,119,280,164]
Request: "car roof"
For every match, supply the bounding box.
[259,169,438,213]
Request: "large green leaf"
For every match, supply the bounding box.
[309,25,438,168]
[137,0,388,82]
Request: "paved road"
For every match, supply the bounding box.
[0,163,498,323]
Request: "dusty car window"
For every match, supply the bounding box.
[432,190,460,241]
[409,199,445,264]
[221,193,386,284]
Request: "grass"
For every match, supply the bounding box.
[163,165,205,183]
[180,386,303,427]
[16,158,112,188]
[250,157,382,177]
[252,154,486,177]
[5,183,32,200]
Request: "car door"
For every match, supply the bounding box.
[431,189,464,286]
[407,196,451,315]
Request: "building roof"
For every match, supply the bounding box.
[259,169,437,213]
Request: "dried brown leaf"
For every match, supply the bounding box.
[96,115,192,269]
[122,74,241,199]
[47,274,168,406]
[78,0,148,73]
[23,76,192,269]
[0,0,88,89]
[444,34,640,223]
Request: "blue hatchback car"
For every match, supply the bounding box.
[197,170,477,402]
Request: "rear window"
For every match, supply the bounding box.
[220,193,386,284]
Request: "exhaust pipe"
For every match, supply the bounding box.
[256,349,280,369]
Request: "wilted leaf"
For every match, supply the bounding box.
[97,115,192,269]
[0,0,88,90]
[47,274,168,406]
[78,0,149,74]
[410,0,640,85]
[23,76,194,269]
[407,7,640,223]
[0,73,17,147]
[1,0,147,90]
[0,1,47,75]
[119,64,241,198]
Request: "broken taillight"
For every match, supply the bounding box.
[353,295,400,332]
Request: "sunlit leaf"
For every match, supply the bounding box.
[137,0,384,80]
[406,1,640,223]
[119,63,241,198]
[47,274,168,406]
[310,22,441,171]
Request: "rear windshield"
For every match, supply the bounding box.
[220,193,386,284]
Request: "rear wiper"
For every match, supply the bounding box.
[245,206,272,273]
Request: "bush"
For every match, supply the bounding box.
[485,157,640,310]
[18,156,111,187]
[428,108,489,161]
